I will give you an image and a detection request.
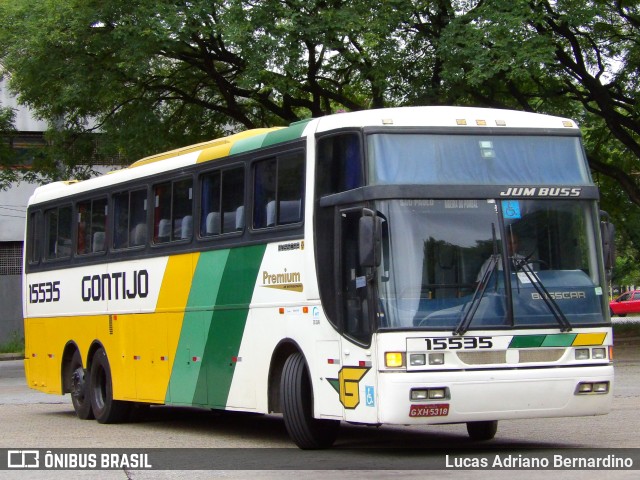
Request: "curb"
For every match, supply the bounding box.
[0,353,23,361]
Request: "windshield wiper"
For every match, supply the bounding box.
[453,254,499,335]
[454,224,500,336]
[512,257,572,332]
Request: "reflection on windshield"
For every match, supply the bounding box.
[368,134,590,185]
[376,199,605,330]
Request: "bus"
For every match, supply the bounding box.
[23,106,614,448]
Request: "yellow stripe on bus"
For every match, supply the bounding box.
[196,128,283,163]
[128,252,200,402]
[572,332,608,346]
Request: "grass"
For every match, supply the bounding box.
[0,331,24,354]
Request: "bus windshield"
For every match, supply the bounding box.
[367,134,591,185]
[376,199,606,330]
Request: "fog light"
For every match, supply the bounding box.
[410,389,428,400]
[385,352,405,368]
[575,348,590,360]
[593,382,609,393]
[429,388,446,399]
[577,382,593,393]
[410,354,426,366]
[592,348,606,360]
[429,353,445,365]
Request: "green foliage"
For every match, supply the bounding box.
[2,1,640,279]
[0,104,18,188]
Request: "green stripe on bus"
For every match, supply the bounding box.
[166,249,229,405]
[541,333,577,347]
[229,133,269,155]
[229,120,310,155]
[508,335,547,348]
[261,120,311,148]
[509,334,581,348]
[167,245,267,407]
[200,244,266,408]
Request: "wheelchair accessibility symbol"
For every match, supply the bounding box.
[502,200,521,219]
[365,386,375,407]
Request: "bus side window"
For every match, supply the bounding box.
[77,198,107,255]
[154,183,171,243]
[129,189,148,247]
[200,166,245,237]
[91,198,108,253]
[44,205,72,260]
[113,189,147,249]
[316,133,363,196]
[77,201,90,255]
[221,167,245,233]
[27,211,41,264]
[201,171,222,236]
[314,133,364,329]
[253,158,277,229]
[253,152,304,229]
[153,178,193,244]
[173,178,193,240]
[113,192,130,249]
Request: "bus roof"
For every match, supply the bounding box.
[27,106,578,206]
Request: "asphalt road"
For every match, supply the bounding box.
[0,339,639,479]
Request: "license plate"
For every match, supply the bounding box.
[409,404,449,417]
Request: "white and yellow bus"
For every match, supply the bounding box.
[23,106,614,448]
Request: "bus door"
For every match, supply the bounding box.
[337,208,379,423]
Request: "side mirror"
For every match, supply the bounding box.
[600,211,616,273]
[359,214,382,268]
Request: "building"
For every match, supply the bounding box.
[1,76,50,344]
[1,75,124,344]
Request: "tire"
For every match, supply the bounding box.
[89,348,131,423]
[466,420,498,441]
[281,352,340,449]
[69,350,94,420]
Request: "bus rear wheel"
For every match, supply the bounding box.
[89,348,131,423]
[281,352,340,449]
[466,420,498,441]
[69,350,94,420]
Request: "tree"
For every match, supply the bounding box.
[0,1,639,213]
[0,100,20,188]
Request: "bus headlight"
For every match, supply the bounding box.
[575,381,610,395]
[575,348,590,360]
[409,354,426,366]
[429,353,445,365]
[592,348,607,360]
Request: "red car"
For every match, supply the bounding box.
[610,290,640,317]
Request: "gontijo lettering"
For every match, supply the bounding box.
[81,270,149,302]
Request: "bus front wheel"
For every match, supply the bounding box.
[466,420,498,441]
[89,348,131,423]
[281,352,340,449]
[69,350,94,420]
